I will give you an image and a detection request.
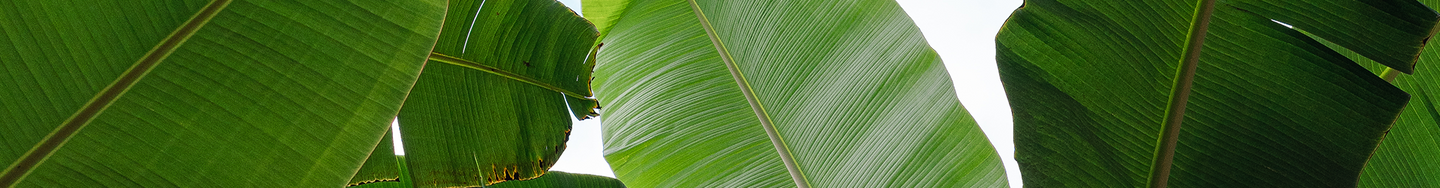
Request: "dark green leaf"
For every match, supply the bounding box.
[1226,0,1438,74]
[997,0,1434,187]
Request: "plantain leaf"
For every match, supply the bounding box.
[383,0,600,187]
[997,0,1436,187]
[0,0,446,186]
[585,0,1007,187]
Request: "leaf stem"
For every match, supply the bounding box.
[1380,68,1400,82]
[1147,0,1216,187]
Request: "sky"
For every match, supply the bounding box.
[396,0,1027,187]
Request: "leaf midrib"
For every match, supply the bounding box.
[425,52,594,100]
[1146,0,1217,187]
[683,1,812,188]
[0,0,234,186]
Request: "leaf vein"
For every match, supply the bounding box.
[0,0,234,186]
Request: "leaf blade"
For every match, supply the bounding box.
[392,0,599,187]
[591,0,1007,187]
[997,0,1433,187]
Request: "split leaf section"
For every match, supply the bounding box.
[1301,18,1440,188]
[0,0,446,186]
[349,130,401,186]
[343,0,600,187]
[997,0,1436,187]
[1356,43,1440,187]
[488,171,626,188]
[586,0,1007,187]
[350,156,413,188]
[1349,2,1440,187]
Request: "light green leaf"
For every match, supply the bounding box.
[0,0,445,187]
[587,0,1006,187]
[388,0,599,187]
[490,171,626,188]
[580,0,632,40]
[998,0,1435,187]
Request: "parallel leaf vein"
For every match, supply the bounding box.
[426,52,593,99]
[683,1,812,187]
[0,0,234,186]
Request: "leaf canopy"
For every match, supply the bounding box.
[997,0,1437,187]
[586,0,1007,187]
[0,0,446,186]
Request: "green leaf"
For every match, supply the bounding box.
[997,0,1435,187]
[1225,0,1439,74]
[586,0,1006,187]
[388,0,599,187]
[0,0,445,187]
[490,171,626,188]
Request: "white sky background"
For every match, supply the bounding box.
[396,0,1026,186]
[893,0,1025,187]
